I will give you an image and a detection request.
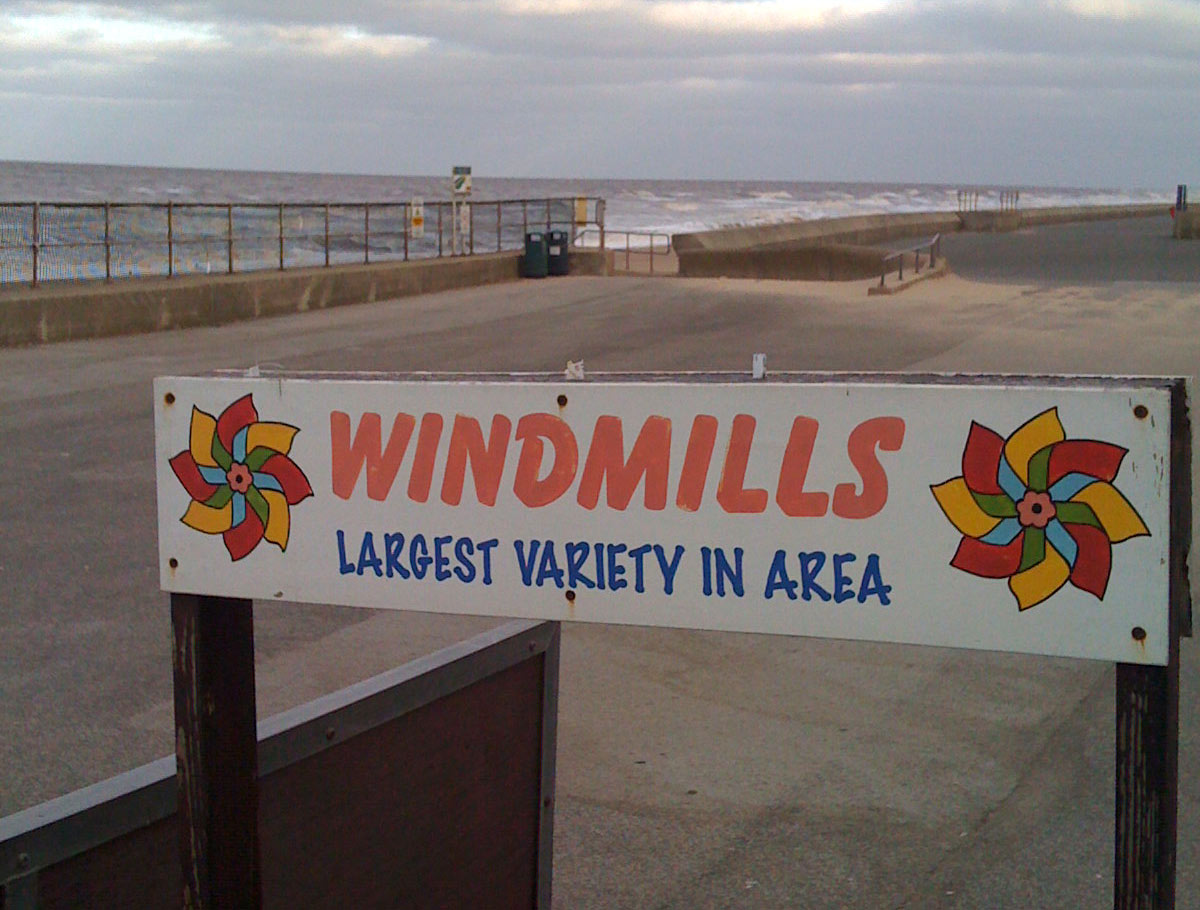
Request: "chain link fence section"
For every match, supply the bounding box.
[0,198,604,288]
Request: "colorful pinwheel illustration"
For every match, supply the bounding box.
[931,408,1148,610]
[169,394,312,560]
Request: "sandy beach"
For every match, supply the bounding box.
[1,214,1198,907]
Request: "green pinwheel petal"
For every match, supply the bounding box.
[1026,445,1052,493]
[971,491,1017,517]
[1018,526,1046,572]
[204,485,234,509]
[244,446,276,472]
[211,433,232,471]
[1055,500,1102,529]
[245,486,270,527]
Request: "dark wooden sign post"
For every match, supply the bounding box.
[171,593,262,908]
[1116,650,1180,907]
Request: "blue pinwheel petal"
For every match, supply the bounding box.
[198,465,227,485]
[252,472,283,492]
[1048,472,1096,502]
[981,517,1022,545]
[233,426,248,463]
[997,457,1026,501]
[232,491,246,527]
[1045,518,1078,568]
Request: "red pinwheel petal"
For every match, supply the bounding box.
[216,394,259,455]
[1065,522,1112,599]
[1046,440,1127,487]
[951,533,1024,578]
[962,422,1006,496]
[223,507,265,561]
[259,453,313,505]
[170,450,219,502]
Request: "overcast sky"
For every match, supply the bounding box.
[1,1,1197,187]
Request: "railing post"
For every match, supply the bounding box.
[364,203,370,265]
[403,203,409,262]
[546,199,552,232]
[469,202,474,255]
[324,204,330,268]
[497,202,502,252]
[277,204,284,270]
[523,201,528,239]
[104,202,111,281]
[167,201,174,278]
[30,202,38,288]
[438,203,443,258]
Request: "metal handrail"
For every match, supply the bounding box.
[880,234,941,286]
[0,197,605,288]
[957,189,1020,213]
[576,228,672,275]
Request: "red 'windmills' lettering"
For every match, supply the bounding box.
[330,410,904,518]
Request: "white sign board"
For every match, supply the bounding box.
[452,166,471,196]
[155,373,1178,664]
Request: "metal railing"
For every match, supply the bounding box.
[577,229,673,274]
[880,234,941,287]
[958,189,1020,212]
[0,197,605,288]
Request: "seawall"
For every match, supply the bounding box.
[674,203,1165,279]
[1,249,607,347]
[1174,209,1200,239]
[672,211,962,254]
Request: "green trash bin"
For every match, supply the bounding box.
[523,232,548,278]
[547,229,569,276]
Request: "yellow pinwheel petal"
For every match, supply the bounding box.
[261,489,290,550]
[931,478,1002,538]
[181,500,232,534]
[1072,482,1149,542]
[1008,546,1070,611]
[246,422,298,456]
[189,407,218,468]
[1003,408,1064,485]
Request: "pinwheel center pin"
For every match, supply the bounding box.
[1017,491,1055,529]
[226,463,253,493]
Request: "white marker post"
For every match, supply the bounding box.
[451,166,471,256]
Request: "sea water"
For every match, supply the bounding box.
[0,160,1169,237]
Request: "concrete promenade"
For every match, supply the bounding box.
[1,214,1198,907]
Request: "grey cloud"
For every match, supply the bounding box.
[0,0,1196,184]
